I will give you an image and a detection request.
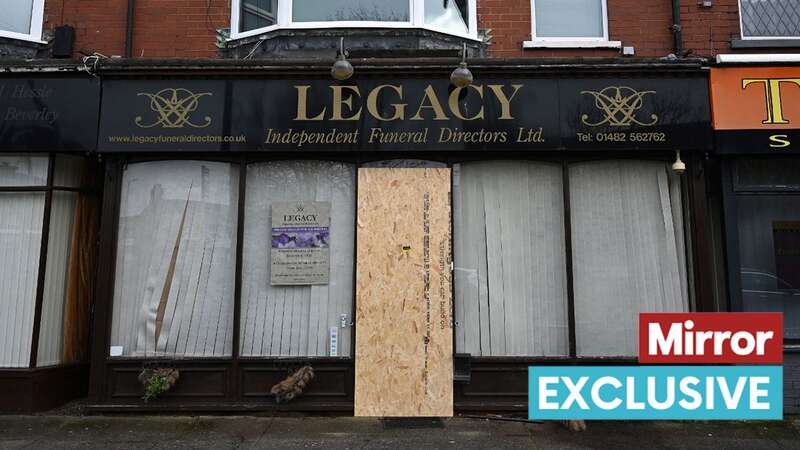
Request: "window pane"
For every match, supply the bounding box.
[741,0,800,38]
[37,191,78,367]
[570,161,688,357]
[240,161,355,357]
[293,0,410,22]
[736,196,800,339]
[425,0,468,35]
[453,161,568,356]
[1,0,34,35]
[53,155,87,188]
[241,0,278,32]
[111,161,238,358]
[534,0,604,38]
[0,156,48,187]
[0,192,44,368]
[735,158,800,190]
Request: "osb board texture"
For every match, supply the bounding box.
[355,168,454,417]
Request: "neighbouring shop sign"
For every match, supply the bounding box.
[712,67,800,154]
[0,77,100,151]
[270,201,331,285]
[98,77,711,152]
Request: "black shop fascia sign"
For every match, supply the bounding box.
[97,77,711,152]
[0,77,100,152]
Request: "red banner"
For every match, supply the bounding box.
[639,313,783,364]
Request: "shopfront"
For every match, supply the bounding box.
[0,75,100,413]
[78,61,713,414]
[2,60,716,414]
[711,66,800,413]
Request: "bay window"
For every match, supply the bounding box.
[454,160,689,358]
[525,0,620,49]
[232,0,477,40]
[1,0,45,43]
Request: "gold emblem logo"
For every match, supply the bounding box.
[135,88,212,129]
[580,86,658,127]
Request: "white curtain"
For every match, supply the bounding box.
[240,161,355,357]
[453,161,569,356]
[570,160,688,357]
[111,161,239,358]
[0,192,44,367]
[37,191,78,366]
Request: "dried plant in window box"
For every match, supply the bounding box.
[138,365,180,403]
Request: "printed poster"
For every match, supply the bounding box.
[271,202,331,285]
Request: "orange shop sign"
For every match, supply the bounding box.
[711,67,800,152]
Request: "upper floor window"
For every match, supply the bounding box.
[740,0,800,39]
[525,0,620,48]
[232,0,476,40]
[0,0,45,43]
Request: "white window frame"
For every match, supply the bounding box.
[523,0,621,49]
[738,0,800,40]
[231,0,479,41]
[0,0,46,44]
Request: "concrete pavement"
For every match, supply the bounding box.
[0,415,799,449]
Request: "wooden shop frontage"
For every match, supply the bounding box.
[1,59,718,414]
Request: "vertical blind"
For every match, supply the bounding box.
[0,192,44,367]
[454,160,688,358]
[111,161,239,358]
[240,161,355,357]
[453,161,569,356]
[570,161,688,356]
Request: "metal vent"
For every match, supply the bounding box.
[741,0,800,38]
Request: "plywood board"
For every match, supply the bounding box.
[355,167,453,417]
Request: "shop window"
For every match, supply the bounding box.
[739,0,800,39]
[233,0,476,39]
[525,0,620,49]
[240,161,355,357]
[0,155,95,368]
[454,160,689,358]
[0,0,45,43]
[570,161,689,356]
[453,161,568,357]
[736,197,800,339]
[110,161,239,358]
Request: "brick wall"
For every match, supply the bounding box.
[37,0,793,59]
[479,0,675,58]
[680,0,740,57]
[43,0,230,58]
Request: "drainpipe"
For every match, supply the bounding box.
[125,0,135,57]
[671,0,683,56]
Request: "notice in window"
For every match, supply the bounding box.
[774,221,800,290]
[271,201,331,285]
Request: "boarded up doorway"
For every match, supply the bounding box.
[355,167,453,417]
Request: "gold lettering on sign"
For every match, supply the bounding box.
[769,134,791,148]
[742,78,800,125]
[448,85,484,121]
[135,88,212,129]
[580,86,658,127]
[367,85,406,121]
[331,86,362,121]
[295,85,325,121]
[411,85,449,121]
[487,84,523,120]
